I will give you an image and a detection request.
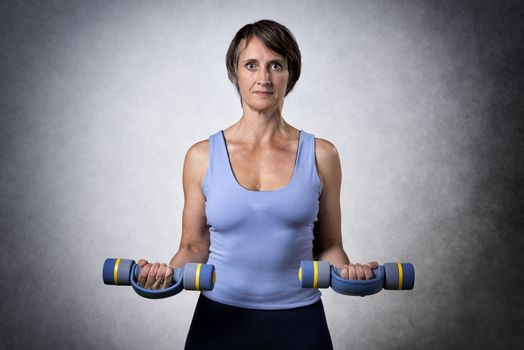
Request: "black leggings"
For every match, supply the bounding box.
[185,294,333,350]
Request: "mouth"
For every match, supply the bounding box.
[253,91,274,96]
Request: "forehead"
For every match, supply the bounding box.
[238,36,284,61]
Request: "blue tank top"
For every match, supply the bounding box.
[201,129,323,309]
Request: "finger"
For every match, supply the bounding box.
[163,265,173,289]
[355,263,365,280]
[368,261,379,270]
[151,263,164,290]
[363,265,373,280]
[137,259,148,267]
[138,263,151,287]
[146,263,160,289]
[347,264,357,280]
[156,264,167,290]
[340,265,349,279]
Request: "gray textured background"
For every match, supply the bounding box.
[1,1,523,349]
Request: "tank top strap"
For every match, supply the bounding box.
[201,131,230,196]
[295,130,323,195]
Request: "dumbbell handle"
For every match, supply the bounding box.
[130,264,185,299]
[132,265,183,283]
[330,265,386,296]
[103,258,215,299]
[299,261,415,296]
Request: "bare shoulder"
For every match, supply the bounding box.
[186,139,209,161]
[184,139,209,187]
[315,138,341,168]
[314,138,342,189]
[315,138,339,159]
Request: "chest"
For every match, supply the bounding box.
[226,143,298,191]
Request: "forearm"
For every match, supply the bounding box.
[317,245,350,269]
[169,244,210,268]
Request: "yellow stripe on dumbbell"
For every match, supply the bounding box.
[195,263,202,290]
[397,262,403,290]
[114,258,121,285]
[298,267,302,281]
[313,261,319,289]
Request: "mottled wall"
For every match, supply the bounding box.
[1,1,522,349]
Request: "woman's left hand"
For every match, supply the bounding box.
[339,261,379,280]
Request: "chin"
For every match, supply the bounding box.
[245,100,275,111]
[252,105,278,113]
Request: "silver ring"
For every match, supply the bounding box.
[155,280,163,284]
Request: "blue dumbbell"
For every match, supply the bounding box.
[298,261,414,296]
[103,258,215,299]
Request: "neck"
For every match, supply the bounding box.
[232,104,292,146]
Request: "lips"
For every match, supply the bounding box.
[254,91,273,95]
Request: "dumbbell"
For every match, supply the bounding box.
[298,261,414,296]
[103,258,215,299]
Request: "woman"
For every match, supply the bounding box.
[137,20,377,349]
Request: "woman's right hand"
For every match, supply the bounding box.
[136,259,174,290]
[339,261,379,280]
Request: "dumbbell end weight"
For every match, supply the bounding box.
[298,261,331,288]
[384,262,415,290]
[183,263,216,291]
[103,258,136,286]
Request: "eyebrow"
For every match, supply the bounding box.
[242,58,285,64]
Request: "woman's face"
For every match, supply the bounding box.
[236,37,289,113]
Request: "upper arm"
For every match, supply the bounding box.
[313,138,343,254]
[179,139,210,251]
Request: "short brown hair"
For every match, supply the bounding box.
[225,19,302,97]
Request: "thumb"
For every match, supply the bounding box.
[367,261,379,269]
[137,259,148,267]
[340,265,349,279]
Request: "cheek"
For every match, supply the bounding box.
[276,71,289,85]
[276,75,289,93]
[237,74,254,89]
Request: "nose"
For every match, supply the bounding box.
[256,68,271,86]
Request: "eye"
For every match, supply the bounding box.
[270,62,282,71]
[245,63,256,70]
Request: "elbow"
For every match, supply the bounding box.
[181,242,210,260]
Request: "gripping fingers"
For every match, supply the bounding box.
[163,265,173,289]
[138,263,151,287]
[155,264,166,290]
[157,263,173,289]
[347,264,357,280]
[341,263,376,280]
[146,263,160,289]
[355,264,366,280]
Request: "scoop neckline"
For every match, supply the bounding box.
[220,130,302,193]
